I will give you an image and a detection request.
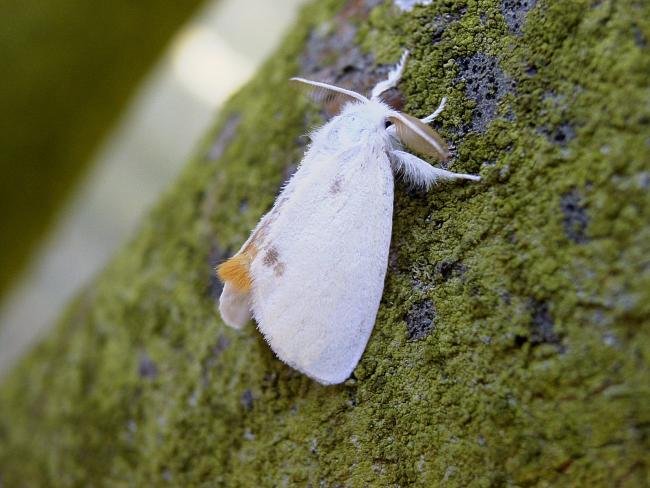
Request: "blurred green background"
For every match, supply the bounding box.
[0,0,204,298]
[0,0,307,374]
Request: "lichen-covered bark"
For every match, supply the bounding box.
[0,0,204,298]
[1,0,648,486]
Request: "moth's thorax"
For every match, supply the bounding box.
[313,99,393,152]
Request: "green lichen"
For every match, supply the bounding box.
[1,0,649,486]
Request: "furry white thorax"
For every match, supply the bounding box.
[309,100,393,158]
[218,50,480,385]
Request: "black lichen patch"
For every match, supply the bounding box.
[138,353,158,380]
[457,53,515,133]
[538,92,576,146]
[632,23,647,47]
[207,114,241,161]
[433,260,466,284]
[426,11,465,44]
[200,336,231,388]
[561,189,589,244]
[637,171,650,190]
[501,0,538,35]
[538,121,576,147]
[550,123,576,146]
[240,389,254,411]
[387,247,399,273]
[211,335,231,359]
[529,300,562,347]
[405,299,436,340]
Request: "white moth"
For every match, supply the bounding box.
[217,51,480,385]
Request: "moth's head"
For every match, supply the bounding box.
[290,77,449,161]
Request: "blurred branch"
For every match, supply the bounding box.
[0,0,205,298]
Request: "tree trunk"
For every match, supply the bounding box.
[1,0,648,485]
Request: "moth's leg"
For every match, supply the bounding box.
[390,150,480,189]
[371,50,410,100]
[427,165,480,182]
[420,97,447,124]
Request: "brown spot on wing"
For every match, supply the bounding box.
[262,246,285,277]
[329,175,344,194]
[263,247,279,267]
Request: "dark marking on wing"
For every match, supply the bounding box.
[273,262,285,277]
[263,247,280,267]
[329,175,344,194]
[262,246,285,277]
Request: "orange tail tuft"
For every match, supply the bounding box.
[217,253,253,292]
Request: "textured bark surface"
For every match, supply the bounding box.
[1,0,649,486]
